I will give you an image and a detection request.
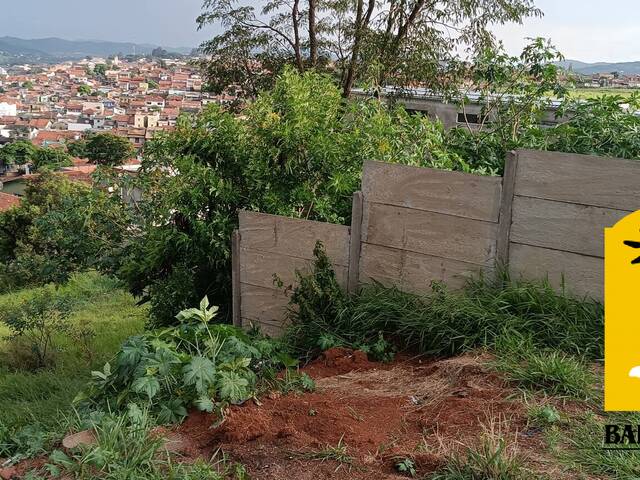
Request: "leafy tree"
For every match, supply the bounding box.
[93,64,107,77]
[84,133,136,166]
[0,140,37,166]
[33,148,74,171]
[147,79,159,89]
[152,47,169,58]
[443,39,640,172]
[546,94,640,159]
[115,69,468,325]
[23,80,34,90]
[67,139,89,158]
[77,84,92,96]
[0,286,74,369]
[197,0,541,97]
[0,173,130,292]
[444,38,567,172]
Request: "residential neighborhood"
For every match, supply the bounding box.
[0,56,240,209]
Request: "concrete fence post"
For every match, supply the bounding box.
[231,229,242,327]
[347,191,364,294]
[496,151,519,268]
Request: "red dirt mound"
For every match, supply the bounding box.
[170,349,531,480]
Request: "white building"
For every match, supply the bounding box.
[0,103,17,117]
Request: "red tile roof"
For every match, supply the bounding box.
[0,192,21,211]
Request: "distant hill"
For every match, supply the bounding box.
[556,59,640,75]
[0,36,193,64]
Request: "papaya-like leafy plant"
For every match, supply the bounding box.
[76,297,302,423]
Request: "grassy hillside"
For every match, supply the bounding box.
[0,272,147,459]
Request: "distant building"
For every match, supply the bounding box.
[0,102,17,117]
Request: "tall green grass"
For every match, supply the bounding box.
[285,254,603,361]
[0,272,147,459]
[43,408,247,479]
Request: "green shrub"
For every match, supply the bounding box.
[284,242,394,361]
[78,297,299,423]
[0,173,130,293]
[118,69,473,326]
[1,285,76,369]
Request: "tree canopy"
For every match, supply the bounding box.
[0,140,37,166]
[33,147,74,171]
[77,84,92,96]
[0,173,130,292]
[83,133,136,166]
[197,0,540,97]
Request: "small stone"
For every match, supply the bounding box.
[62,430,97,450]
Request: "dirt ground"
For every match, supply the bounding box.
[164,348,557,480]
[6,348,578,480]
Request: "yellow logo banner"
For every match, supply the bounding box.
[605,210,640,411]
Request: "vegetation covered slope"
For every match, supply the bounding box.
[0,272,146,461]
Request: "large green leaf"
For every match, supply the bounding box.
[194,395,215,412]
[131,375,161,400]
[217,371,250,403]
[182,356,216,394]
[157,399,188,424]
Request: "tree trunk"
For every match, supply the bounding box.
[308,0,318,67]
[292,0,304,72]
[342,0,375,97]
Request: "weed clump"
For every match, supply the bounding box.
[285,243,603,362]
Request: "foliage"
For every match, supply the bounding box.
[0,423,55,465]
[444,38,566,172]
[83,133,136,166]
[493,335,595,399]
[0,285,74,369]
[431,435,531,480]
[285,242,394,361]
[0,141,74,171]
[443,40,640,172]
[547,93,640,159]
[527,405,561,428]
[45,407,248,479]
[77,84,92,96]
[67,138,89,158]
[299,435,354,468]
[0,273,146,461]
[395,458,417,477]
[197,0,540,97]
[93,64,107,78]
[285,249,603,362]
[78,297,299,422]
[117,69,470,325]
[0,173,130,292]
[33,147,74,171]
[0,140,38,166]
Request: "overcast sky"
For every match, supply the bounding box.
[3,0,639,62]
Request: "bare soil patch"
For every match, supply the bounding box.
[168,348,542,479]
